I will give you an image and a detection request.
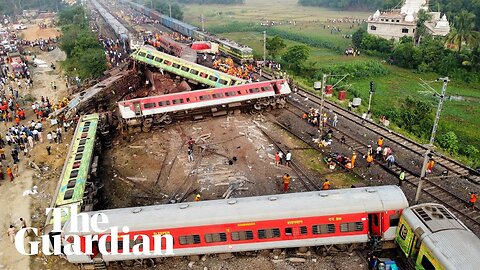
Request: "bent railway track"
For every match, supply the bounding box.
[274,92,480,235]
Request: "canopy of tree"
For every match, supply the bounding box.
[178,0,244,4]
[298,0,397,10]
[266,36,287,58]
[0,0,65,15]
[58,6,107,80]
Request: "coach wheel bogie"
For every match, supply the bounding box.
[253,103,263,111]
[264,105,272,112]
[163,115,173,125]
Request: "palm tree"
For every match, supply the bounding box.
[415,9,432,46]
[445,10,480,52]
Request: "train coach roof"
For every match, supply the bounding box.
[64,185,408,234]
[423,229,480,269]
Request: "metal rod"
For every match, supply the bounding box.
[263,30,266,63]
[414,77,448,204]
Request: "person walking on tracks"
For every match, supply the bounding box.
[366,154,374,168]
[275,152,281,166]
[332,113,338,127]
[6,165,13,182]
[386,154,395,168]
[285,151,292,167]
[187,148,194,162]
[468,192,478,209]
[377,137,384,148]
[282,173,291,192]
[426,158,435,174]
[398,170,405,186]
[351,152,357,168]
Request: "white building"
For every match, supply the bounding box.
[367,0,450,41]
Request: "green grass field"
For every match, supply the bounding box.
[182,0,480,162]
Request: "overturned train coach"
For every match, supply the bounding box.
[63,185,408,264]
[117,79,291,131]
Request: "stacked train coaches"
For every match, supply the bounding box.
[44,114,102,246]
[62,185,408,264]
[120,0,253,63]
[395,203,480,270]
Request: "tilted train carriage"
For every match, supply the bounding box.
[396,203,480,270]
[132,45,245,88]
[117,79,291,130]
[62,185,408,264]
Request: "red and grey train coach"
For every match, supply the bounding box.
[62,185,408,264]
[117,79,291,129]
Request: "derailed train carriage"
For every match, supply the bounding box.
[396,203,480,270]
[117,79,291,131]
[62,186,408,264]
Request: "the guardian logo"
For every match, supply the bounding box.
[15,205,174,256]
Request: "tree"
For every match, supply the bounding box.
[414,9,432,46]
[352,28,366,49]
[281,45,310,71]
[150,0,184,20]
[445,10,480,52]
[266,35,286,58]
[397,96,433,138]
[438,131,459,154]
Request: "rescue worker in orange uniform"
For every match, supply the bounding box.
[366,154,374,168]
[283,173,291,192]
[426,158,435,174]
[377,137,383,148]
[194,194,201,202]
[468,192,478,209]
[322,179,331,190]
[351,152,357,168]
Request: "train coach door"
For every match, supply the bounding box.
[368,213,382,237]
[133,102,142,117]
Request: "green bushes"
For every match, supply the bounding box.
[314,61,389,80]
[59,6,107,80]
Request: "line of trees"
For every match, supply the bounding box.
[178,0,244,4]
[298,0,397,10]
[430,0,480,31]
[59,6,107,80]
[0,0,65,15]
[138,0,183,20]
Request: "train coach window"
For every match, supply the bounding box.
[204,233,227,243]
[67,179,76,189]
[261,86,271,92]
[300,226,308,235]
[105,241,124,251]
[199,95,211,101]
[249,88,260,93]
[173,99,184,104]
[231,230,254,241]
[143,103,156,109]
[190,69,199,76]
[64,189,74,200]
[212,93,224,98]
[390,214,400,227]
[158,100,171,107]
[129,238,143,249]
[79,139,87,146]
[163,60,172,66]
[340,222,364,233]
[180,66,189,72]
[237,90,242,95]
[172,63,180,69]
[209,75,219,82]
[154,57,163,63]
[218,79,228,85]
[146,54,154,60]
[225,91,236,97]
[179,235,201,245]
[138,52,146,57]
[312,224,335,235]
[74,153,83,161]
[70,169,79,178]
[420,255,435,270]
[258,228,281,239]
[285,228,293,236]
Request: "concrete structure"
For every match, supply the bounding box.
[367,0,450,41]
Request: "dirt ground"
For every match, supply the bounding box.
[18,24,60,41]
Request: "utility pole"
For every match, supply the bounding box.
[169,2,172,18]
[368,81,374,117]
[263,31,266,63]
[414,77,449,204]
[316,74,327,135]
[201,14,205,32]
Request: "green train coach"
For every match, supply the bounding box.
[44,114,100,233]
[132,45,246,88]
[395,203,480,270]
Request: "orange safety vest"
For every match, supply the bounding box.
[367,155,373,163]
[377,138,383,147]
[283,176,291,184]
[322,181,330,190]
[470,194,478,203]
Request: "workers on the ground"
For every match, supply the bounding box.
[468,192,478,209]
[283,173,291,192]
[366,154,373,168]
[351,152,357,168]
[398,170,405,186]
[322,179,331,190]
[426,158,435,174]
[377,137,383,148]
[194,194,201,202]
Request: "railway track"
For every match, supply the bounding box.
[276,93,480,235]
